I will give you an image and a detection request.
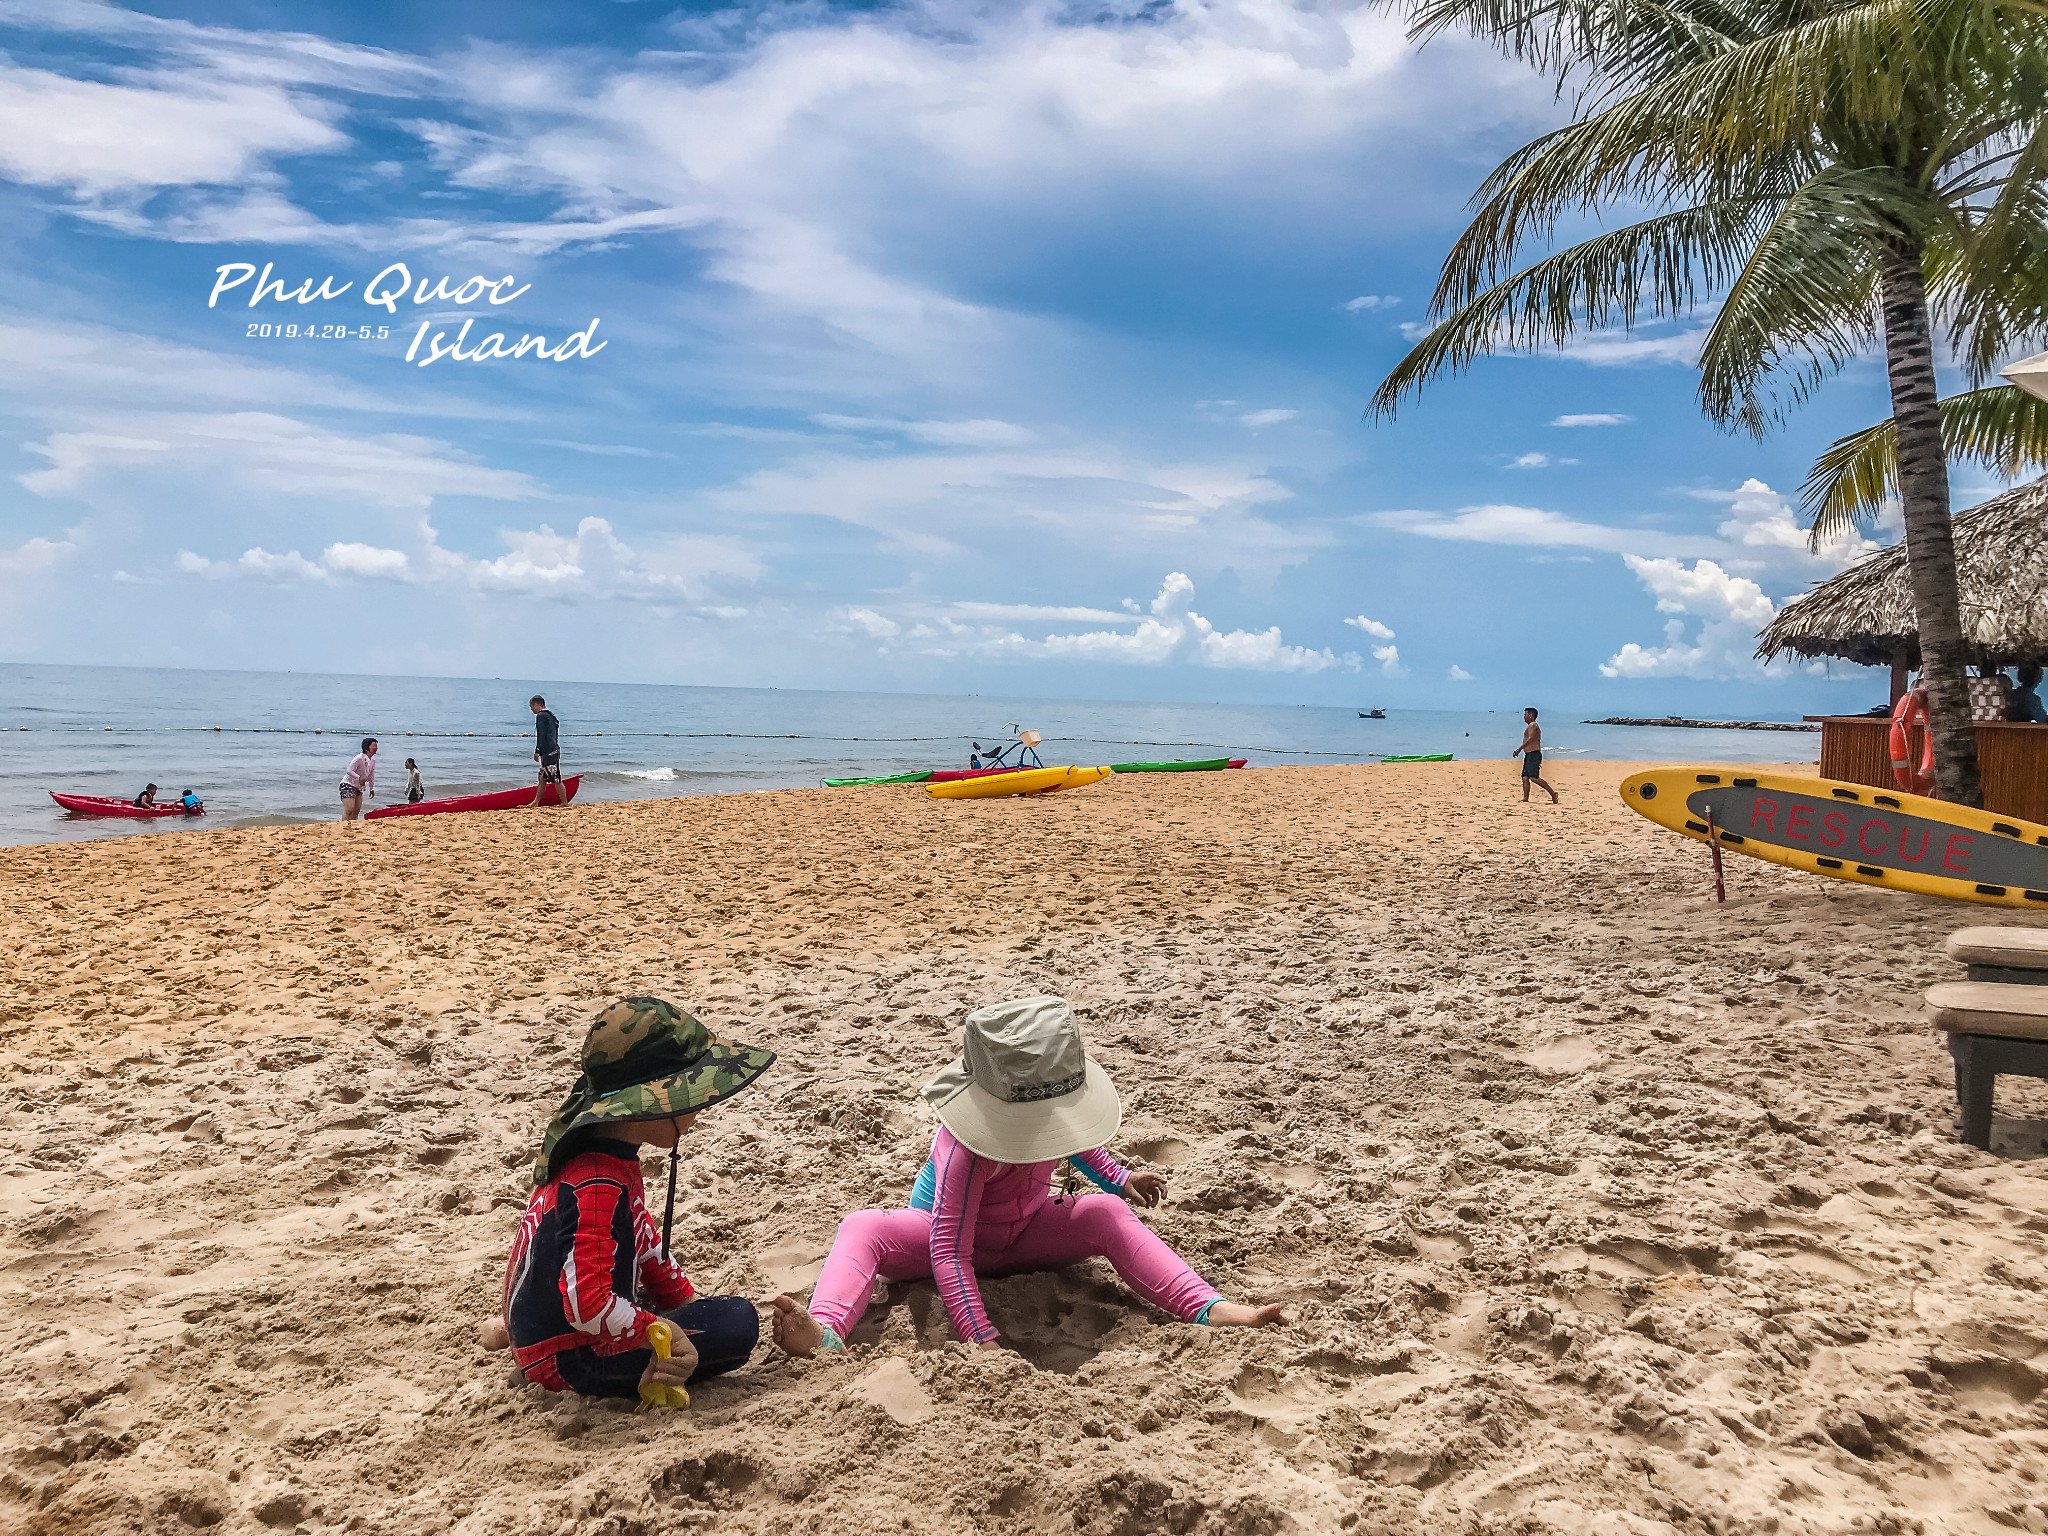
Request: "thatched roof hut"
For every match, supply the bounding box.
[1757,476,2048,673]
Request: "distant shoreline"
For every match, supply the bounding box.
[1584,716,1821,733]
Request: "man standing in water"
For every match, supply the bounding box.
[529,695,562,806]
[1514,707,1559,804]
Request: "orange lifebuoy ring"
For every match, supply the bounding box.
[1889,688,1936,796]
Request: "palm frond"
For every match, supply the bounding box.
[1696,168,1910,431]
[1802,385,2048,541]
[1372,200,1771,416]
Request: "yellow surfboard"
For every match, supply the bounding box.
[926,765,1111,799]
[1620,767,2048,909]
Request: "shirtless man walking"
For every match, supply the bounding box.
[1514,707,1559,804]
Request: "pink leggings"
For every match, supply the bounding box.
[808,1192,1222,1340]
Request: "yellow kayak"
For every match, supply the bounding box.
[926,765,1111,799]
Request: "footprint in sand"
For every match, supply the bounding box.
[1932,1356,2046,1408]
[1518,1035,1602,1075]
[652,1450,763,1509]
[850,1358,933,1425]
[756,1241,829,1294]
[1125,1136,1191,1168]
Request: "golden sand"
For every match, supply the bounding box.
[3,761,2045,1534]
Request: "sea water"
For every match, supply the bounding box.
[0,663,1818,847]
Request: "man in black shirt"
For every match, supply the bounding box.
[530,694,563,806]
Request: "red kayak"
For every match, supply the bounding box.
[928,765,1032,784]
[366,775,580,820]
[51,793,204,819]
[1227,758,1247,769]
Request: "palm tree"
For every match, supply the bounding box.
[1805,384,2048,533]
[1372,0,2048,804]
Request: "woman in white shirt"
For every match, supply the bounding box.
[341,737,378,821]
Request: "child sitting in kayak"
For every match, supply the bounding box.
[770,997,1283,1357]
[484,997,778,1398]
[133,784,158,808]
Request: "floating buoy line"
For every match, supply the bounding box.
[7,725,1373,757]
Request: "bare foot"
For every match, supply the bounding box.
[478,1317,509,1351]
[769,1294,826,1357]
[1206,1301,1287,1329]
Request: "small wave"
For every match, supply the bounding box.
[617,766,679,781]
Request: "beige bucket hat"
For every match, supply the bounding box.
[922,996,1121,1163]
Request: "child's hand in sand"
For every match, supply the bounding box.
[1124,1171,1167,1208]
[641,1325,699,1388]
[768,1294,826,1357]
[477,1317,509,1352]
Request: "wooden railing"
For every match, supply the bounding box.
[1807,716,2048,824]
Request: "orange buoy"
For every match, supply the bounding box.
[1889,687,1936,796]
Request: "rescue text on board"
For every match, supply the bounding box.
[1746,795,1977,873]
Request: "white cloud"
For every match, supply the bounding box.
[1344,614,1395,640]
[3,2,438,93]
[0,61,344,197]
[320,542,410,580]
[1377,479,1886,682]
[1558,327,1709,367]
[0,316,403,417]
[1551,413,1632,428]
[1448,664,1473,680]
[21,412,543,508]
[173,516,759,605]
[1343,295,1398,312]
[1376,479,1891,585]
[1373,503,1726,558]
[865,571,1350,674]
[948,601,1134,623]
[1509,451,1550,468]
[177,545,328,583]
[1238,408,1299,430]
[842,606,900,639]
[701,445,1324,572]
[1600,556,1784,679]
[1371,643,1406,677]
[0,535,74,576]
[1710,476,1894,576]
[407,2,1547,356]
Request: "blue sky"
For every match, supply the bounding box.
[0,0,1967,712]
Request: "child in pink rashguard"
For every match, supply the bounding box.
[772,996,1284,1356]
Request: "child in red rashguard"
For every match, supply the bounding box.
[487,997,775,1399]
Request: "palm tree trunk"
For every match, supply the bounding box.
[1878,242,1980,806]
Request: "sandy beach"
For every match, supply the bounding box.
[3,759,2045,1535]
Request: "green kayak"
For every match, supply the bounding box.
[823,770,936,787]
[1381,754,1453,763]
[1110,757,1237,774]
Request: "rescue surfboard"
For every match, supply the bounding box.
[1620,766,2048,909]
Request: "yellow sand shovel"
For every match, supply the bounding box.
[639,1320,690,1410]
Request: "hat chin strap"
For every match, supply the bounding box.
[661,1140,680,1260]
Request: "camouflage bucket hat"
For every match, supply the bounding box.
[536,997,775,1178]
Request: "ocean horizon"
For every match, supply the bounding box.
[0,661,1821,846]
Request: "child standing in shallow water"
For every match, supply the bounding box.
[772,997,1283,1356]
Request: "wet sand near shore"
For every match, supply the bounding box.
[3,761,2046,1535]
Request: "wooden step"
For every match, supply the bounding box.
[1926,980,2048,1039]
[1946,926,2048,971]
